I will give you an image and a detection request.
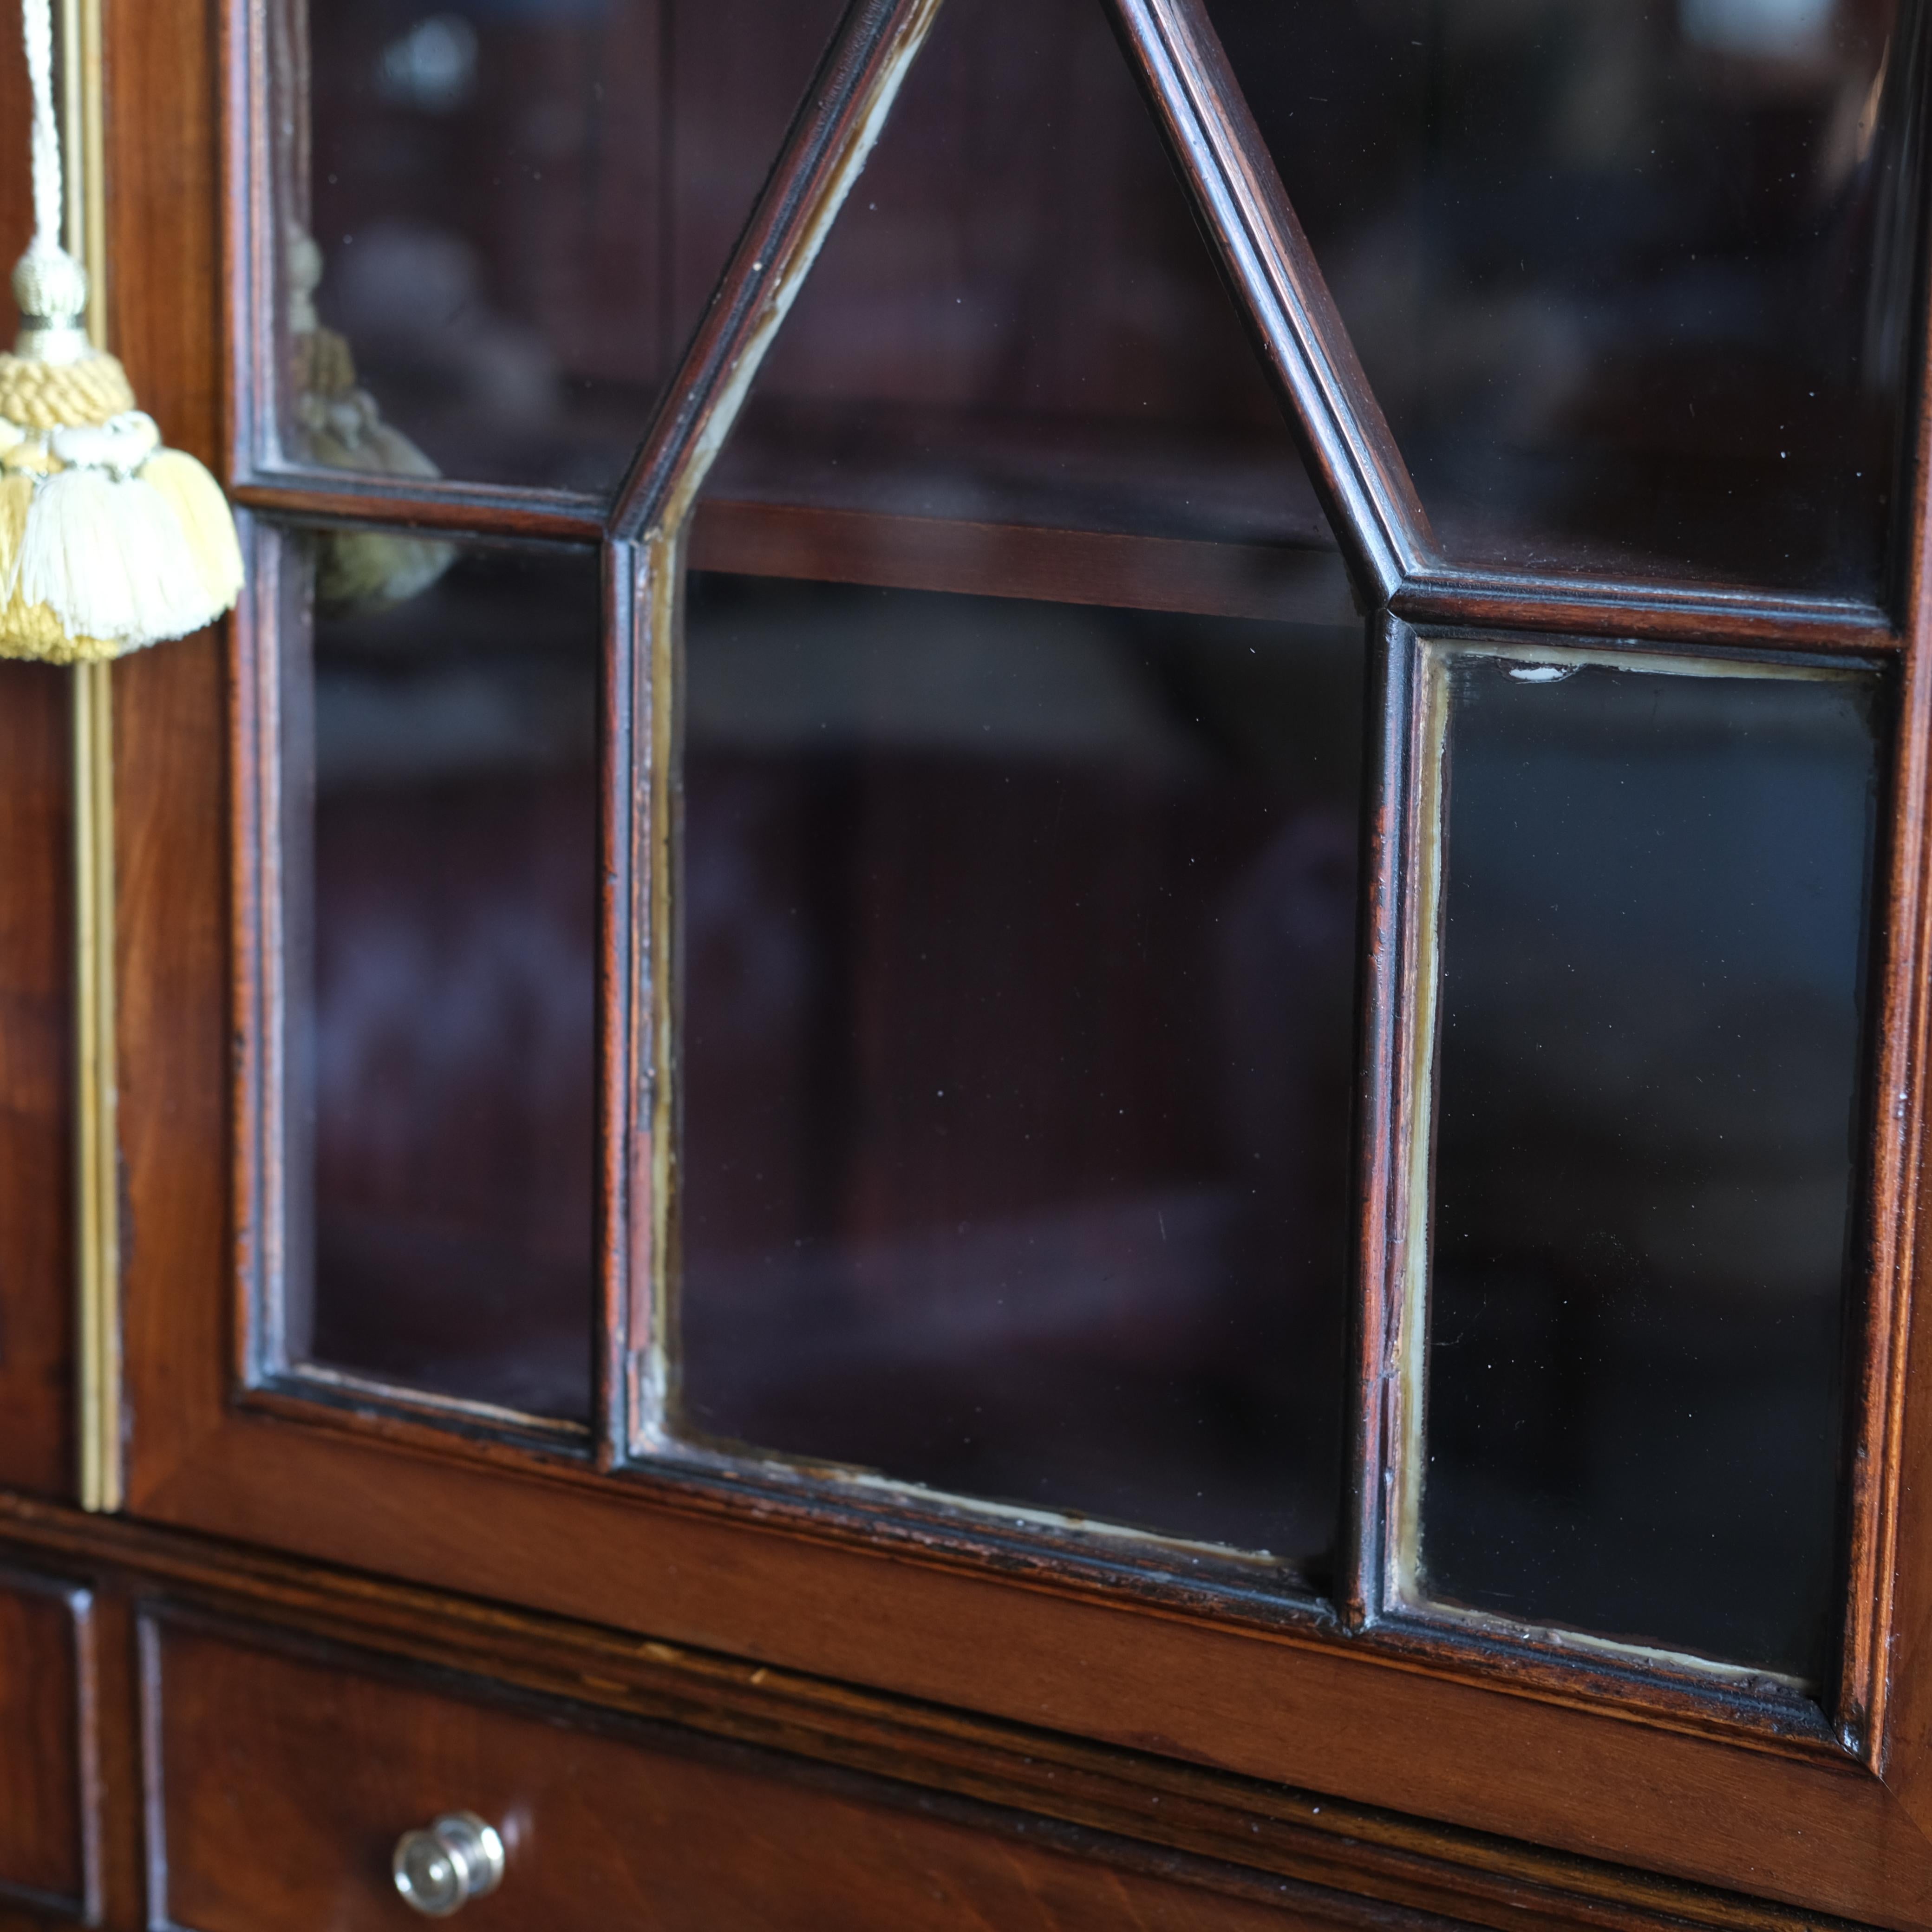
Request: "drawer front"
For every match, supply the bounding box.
[0,1567,94,1920]
[142,1613,1319,1932]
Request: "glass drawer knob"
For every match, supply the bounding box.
[391,1812,506,1917]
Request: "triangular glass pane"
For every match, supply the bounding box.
[1205,0,1916,597]
[674,0,1363,1572]
[705,0,1333,551]
[270,0,845,493]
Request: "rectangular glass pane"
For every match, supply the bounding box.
[280,532,600,1424]
[1414,648,1880,1678]
[676,574,1364,1562]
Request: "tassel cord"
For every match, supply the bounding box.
[20,0,59,259]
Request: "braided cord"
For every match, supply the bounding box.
[19,0,59,252]
[0,349,133,426]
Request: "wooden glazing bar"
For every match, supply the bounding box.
[597,535,641,1473]
[1378,627,1447,1653]
[248,1370,587,1451]
[1107,0,1430,611]
[621,530,682,1460]
[228,520,299,1401]
[223,0,270,476]
[1843,7,1932,1762]
[607,0,949,1451]
[1339,612,1416,1633]
[687,499,1358,624]
[231,475,606,545]
[223,0,301,1416]
[609,0,947,544]
[1392,568,1895,657]
[1853,191,1932,1779]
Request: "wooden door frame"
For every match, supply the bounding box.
[92,0,1932,1923]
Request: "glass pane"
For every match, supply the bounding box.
[268,0,844,492]
[673,0,1364,1564]
[702,0,1331,549]
[1417,650,1880,1677]
[280,532,600,1424]
[678,576,1363,1559]
[1207,0,1920,596]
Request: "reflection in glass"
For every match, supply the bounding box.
[703,0,1329,550]
[271,0,845,492]
[677,574,1363,1560]
[1207,0,1925,594]
[282,536,600,1423]
[1417,652,1880,1677]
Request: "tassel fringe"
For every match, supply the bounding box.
[0,417,247,659]
[140,447,247,614]
[0,468,105,662]
[0,0,243,661]
[0,411,245,659]
[13,463,221,646]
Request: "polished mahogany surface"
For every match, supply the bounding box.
[64,0,1932,1922]
[0,16,70,1504]
[276,0,845,492]
[677,574,1363,1560]
[284,536,600,1423]
[0,666,73,1501]
[1208,0,1918,596]
[0,1572,89,1917]
[1418,651,1881,1677]
[144,1610,1337,1932]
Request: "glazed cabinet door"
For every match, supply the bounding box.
[38,0,1932,1925]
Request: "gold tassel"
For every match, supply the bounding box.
[0,0,243,663]
[140,447,248,614]
[0,464,113,663]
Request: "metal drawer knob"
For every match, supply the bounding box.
[391,1812,505,1917]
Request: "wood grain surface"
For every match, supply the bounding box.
[0,1567,94,1919]
[0,0,72,1503]
[53,0,1932,1928]
[144,1608,1449,1932]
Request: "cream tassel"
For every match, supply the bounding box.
[140,446,247,613]
[0,0,242,662]
[14,465,218,644]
